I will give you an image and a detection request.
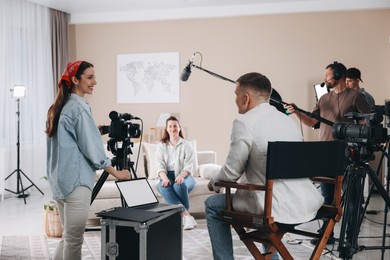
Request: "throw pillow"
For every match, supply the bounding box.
[198,163,222,179]
[142,142,159,179]
[130,142,146,178]
[189,140,199,177]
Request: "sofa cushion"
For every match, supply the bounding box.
[189,140,199,177]
[142,142,158,179]
[198,163,222,179]
[130,142,146,178]
[143,140,199,180]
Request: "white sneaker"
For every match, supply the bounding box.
[189,216,198,227]
[183,216,195,230]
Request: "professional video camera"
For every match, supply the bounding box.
[329,101,390,259]
[91,111,142,206]
[102,111,141,140]
[332,101,390,146]
[102,111,141,162]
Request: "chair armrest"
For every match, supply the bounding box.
[311,177,336,184]
[215,181,267,191]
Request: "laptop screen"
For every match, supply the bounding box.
[115,178,159,208]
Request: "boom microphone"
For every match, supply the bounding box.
[180,61,192,81]
[180,53,196,82]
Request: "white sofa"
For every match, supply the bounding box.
[87,141,221,226]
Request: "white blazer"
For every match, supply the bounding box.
[212,103,324,224]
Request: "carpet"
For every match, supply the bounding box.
[0,219,340,259]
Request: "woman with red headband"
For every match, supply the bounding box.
[45,60,130,260]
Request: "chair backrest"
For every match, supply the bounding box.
[266,141,347,180]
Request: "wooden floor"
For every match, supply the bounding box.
[0,186,389,259]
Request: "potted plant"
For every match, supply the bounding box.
[41,177,63,238]
[43,200,63,238]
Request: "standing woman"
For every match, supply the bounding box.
[46,60,130,260]
[156,116,198,230]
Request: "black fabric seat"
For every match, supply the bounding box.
[216,141,347,260]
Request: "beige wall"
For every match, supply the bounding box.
[69,10,390,165]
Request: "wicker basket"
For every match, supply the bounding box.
[44,209,63,238]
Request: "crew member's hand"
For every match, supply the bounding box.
[116,169,131,181]
[98,125,104,135]
[284,103,297,115]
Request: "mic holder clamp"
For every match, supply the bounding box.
[270,97,334,127]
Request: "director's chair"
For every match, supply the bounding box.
[215,140,347,260]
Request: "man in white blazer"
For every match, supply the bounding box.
[205,72,324,260]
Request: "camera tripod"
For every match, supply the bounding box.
[5,98,44,204]
[338,144,390,259]
[91,138,138,206]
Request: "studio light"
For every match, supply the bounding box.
[5,84,44,203]
[11,85,26,99]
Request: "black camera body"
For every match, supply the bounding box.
[101,111,142,170]
[106,111,141,140]
[332,101,390,146]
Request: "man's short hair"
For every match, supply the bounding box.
[236,72,271,95]
[326,61,347,80]
[346,67,363,82]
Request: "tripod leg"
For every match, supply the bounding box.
[5,170,27,204]
[19,169,44,195]
[4,170,17,181]
[367,166,390,259]
[129,163,137,179]
[91,171,109,204]
[17,170,27,204]
[339,167,353,253]
[338,164,366,259]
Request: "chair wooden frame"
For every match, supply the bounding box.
[215,141,347,260]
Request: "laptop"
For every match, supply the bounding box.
[115,178,181,213]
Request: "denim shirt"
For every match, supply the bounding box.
[47,94,111,200]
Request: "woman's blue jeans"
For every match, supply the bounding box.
[157,171,195,211]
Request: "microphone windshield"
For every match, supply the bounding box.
[180,63,192,82]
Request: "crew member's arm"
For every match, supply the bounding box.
[284,103,318,127]
[104,166,130,181]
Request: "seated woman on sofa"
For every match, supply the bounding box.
[155,116,198,230]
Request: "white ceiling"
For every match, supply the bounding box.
[27,0,390,24]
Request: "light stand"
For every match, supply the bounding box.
[5,85,44,204]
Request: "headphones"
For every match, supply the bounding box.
[331,61,346,80]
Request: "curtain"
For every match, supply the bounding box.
[50,8,69,94]
[0,0,54,199]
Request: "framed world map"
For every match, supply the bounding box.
[117,52,179,103]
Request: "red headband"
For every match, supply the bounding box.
[58,60,84,89]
